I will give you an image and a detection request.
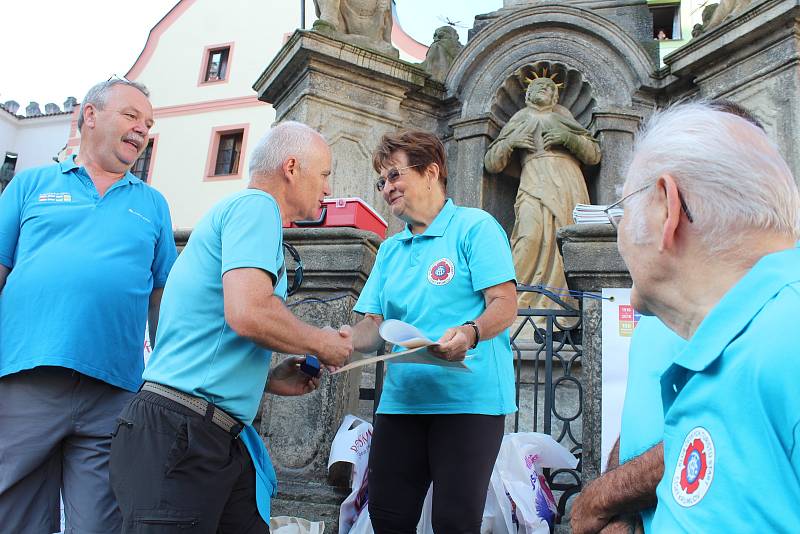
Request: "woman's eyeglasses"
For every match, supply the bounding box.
[376,165,421,191]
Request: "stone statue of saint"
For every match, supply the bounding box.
[484,75,601,312]
[692,3,719,38]
[704,0,753,31]
[421,26,464,83]
[312,0,398,58]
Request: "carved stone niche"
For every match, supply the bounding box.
[491,61,597,128]
[484,61,597,233]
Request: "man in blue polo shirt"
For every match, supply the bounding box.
[109,121,353,533]
[0,79,177,532]
[571,317,684,534]
[570,100,768,534]
[613,102,800,531]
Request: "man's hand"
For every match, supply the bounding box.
[267,356,321,396]
[571,481,611,534]
[570,441,662,534]
[315,325,353,368]
[429,326,473,362]
[598,517,636,534]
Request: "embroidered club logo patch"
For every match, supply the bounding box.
[428,258,455,285]
[672,426,715,507]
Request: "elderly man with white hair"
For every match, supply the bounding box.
[597,101,800,531]
[109,121,354,533]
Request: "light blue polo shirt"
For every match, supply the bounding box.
[142,189,287,425]
[0,156,176,391]
[619,315,685,532]
[652,247,800,531]
[355,199,517,415]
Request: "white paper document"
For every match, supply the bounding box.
[331,319,471,374]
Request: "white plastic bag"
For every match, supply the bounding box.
[483,432,578,534]
[328,415,373,533]
[269,516,325,534]
[327,415,434,534]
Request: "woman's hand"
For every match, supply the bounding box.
[429,326,475,362]
[267,356,321,396]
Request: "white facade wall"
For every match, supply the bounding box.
[126,0,317,228]
[0,111,72,173]
[148,105,274,228]
[64,0,426,228]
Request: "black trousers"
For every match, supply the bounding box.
[109,391,269,534]
[367,413,505,534]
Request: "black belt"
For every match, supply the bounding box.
[141,382,244,437]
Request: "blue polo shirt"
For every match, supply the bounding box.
[354,199,517,415]
[142,189,287,425]
[652,247,800,531]
[0,157,176,391]
[619,315,685,532]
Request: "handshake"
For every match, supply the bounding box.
[314,324,356,369]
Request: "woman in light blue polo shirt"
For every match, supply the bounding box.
[348,130,518,533]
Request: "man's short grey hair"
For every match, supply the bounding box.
[624,101,800,256]
[77,79,150,132]
[248,121,324,177]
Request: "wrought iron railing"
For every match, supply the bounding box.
[511,285,583,522]
[359,284,584,523]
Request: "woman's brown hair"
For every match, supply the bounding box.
[372,129,448,189]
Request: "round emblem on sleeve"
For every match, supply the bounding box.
[428,258,455,285]
[671,426,715,507]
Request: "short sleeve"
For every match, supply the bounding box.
[0,174,26,268]
[150,193,178,288]
[464,216,516,291]
[354,243,385,315]
[220,194,282,280]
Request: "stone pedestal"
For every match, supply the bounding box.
[259,228,381,528]
[558,223,630,482]
[253,30,444,235]
[663,0,800,183]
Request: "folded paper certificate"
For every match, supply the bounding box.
[331,319,471,374]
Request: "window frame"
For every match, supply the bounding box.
[649,3,682,41]
[204,124,249,181]
[130,135,158,184]
[197,42,235,86]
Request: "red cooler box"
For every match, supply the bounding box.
[285,197,387,239]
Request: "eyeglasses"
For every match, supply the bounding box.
[604,182,694,229]
[376,164,421,191]
[278,242,303,297]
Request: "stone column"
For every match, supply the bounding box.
[589,109,644,205]
[558,223,630,482]
[260,228,381,527]
[253,30,444,236]
[449,115,497,204]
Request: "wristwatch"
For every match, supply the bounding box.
[462,321,480,349]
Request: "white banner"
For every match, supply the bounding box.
[600,288,640,472]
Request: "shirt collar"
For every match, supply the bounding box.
[673,247,800,372]
[60,154,142,185]
[396,199,457,242]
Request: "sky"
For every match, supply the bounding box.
[1,0,501,113]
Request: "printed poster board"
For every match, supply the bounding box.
[600,288,641,472]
